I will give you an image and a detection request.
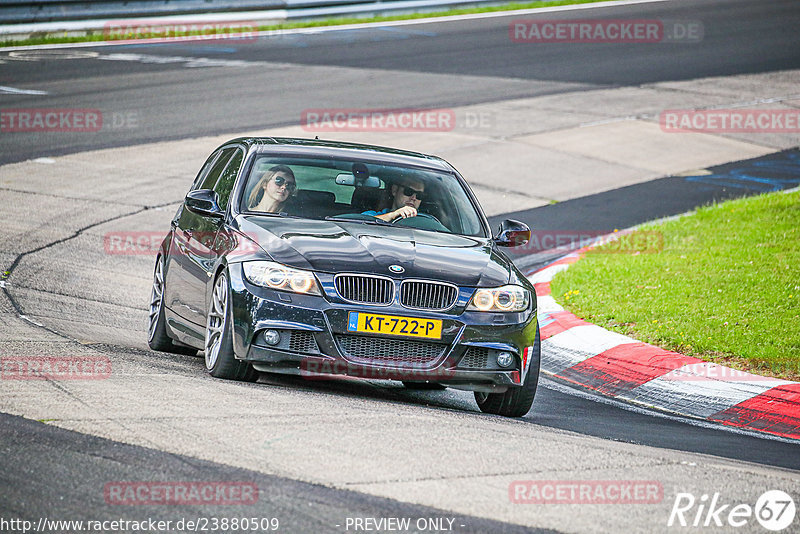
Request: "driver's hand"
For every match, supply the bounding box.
[391,206,417,220]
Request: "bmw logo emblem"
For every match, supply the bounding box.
[389,265,404,274]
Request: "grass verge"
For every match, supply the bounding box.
[2,0,610,48]
[550,190,800,381]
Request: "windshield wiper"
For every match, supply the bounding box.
[245,211,296,218]
[324,216,392,226]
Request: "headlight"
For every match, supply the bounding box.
[242,261,321,296]
[467,285,529,312]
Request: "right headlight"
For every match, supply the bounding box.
[467,285,529,312]
[242,261,321,296]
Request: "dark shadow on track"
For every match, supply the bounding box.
[0,412,556,533]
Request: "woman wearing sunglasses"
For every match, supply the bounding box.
[248,165,297,213]
[363,179,426,222]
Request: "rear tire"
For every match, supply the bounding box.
[204,271,259,382]
[475,326,540,417]
[148,255,197,356]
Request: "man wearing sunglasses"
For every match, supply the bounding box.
[363,179,426,223]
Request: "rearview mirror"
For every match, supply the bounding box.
[494,219,530,247]
[335,173,381,188]
[185,189,224,218]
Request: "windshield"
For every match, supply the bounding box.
[240,155,487,237]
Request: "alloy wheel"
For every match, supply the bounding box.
[205,274,228,369]
[148,259,164,342]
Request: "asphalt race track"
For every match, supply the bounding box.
[1,0,800,532]
[1,0,800,164]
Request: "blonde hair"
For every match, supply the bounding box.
[248,165,295,209]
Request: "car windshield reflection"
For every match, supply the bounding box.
[240,156,485,237]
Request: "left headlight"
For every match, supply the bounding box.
[467,285,530,312]
[242,261,322,296]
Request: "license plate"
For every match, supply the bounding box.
[347,312,442,340]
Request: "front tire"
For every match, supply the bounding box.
[475,326,540,417]
[148,255,196,356]
[204,271,259,382]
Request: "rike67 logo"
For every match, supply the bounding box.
[668,490,796,531]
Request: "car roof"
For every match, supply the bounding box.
[222,137,456,173]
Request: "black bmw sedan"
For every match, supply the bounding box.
[148,137,540,417]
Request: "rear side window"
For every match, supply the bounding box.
[191,150,222,189]
[197,147,236,191]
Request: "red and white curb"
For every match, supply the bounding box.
[528,248,800,442]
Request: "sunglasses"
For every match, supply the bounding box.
[273,175,296,192]
[401,186,425,201]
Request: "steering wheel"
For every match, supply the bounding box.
[392,211,450,232]
[392,212,442,225]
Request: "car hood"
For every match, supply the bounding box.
[235,216,511,287]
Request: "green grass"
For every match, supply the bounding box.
[550,190,800,381]
[2,0,610,48]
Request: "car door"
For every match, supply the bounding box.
[164,147,224,318]
[182,146,246,330]
[165,146,238,329]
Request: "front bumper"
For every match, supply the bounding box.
[228,265,539,392]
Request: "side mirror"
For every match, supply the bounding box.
[185,189,224,218]
[494,219,530,247]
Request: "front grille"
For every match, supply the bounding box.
[400,280,458,310]
[459,347,489,369]
[335,334,447,367]
[335,274,394,305]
